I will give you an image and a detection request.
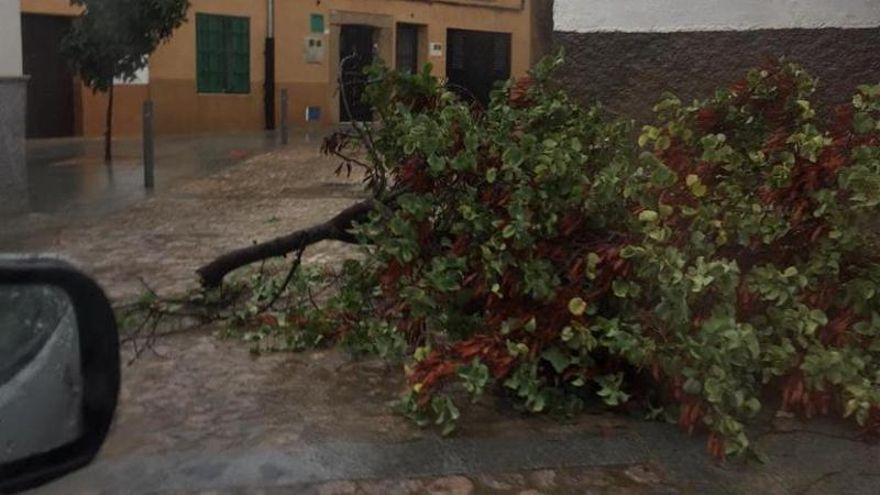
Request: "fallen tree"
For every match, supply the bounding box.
[191,57,880,458]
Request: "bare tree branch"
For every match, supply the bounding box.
[196,199,374,287]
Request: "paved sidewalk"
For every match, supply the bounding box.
[3,132,299,250]
[2,131,360,299]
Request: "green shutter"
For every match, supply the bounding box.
[228,17,250,93]
[196,14,250,94]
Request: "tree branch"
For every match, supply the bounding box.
[197,200,373,287]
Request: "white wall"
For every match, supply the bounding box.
[554,0,880,32]
[0,0,23,77]
[115,66,150,85]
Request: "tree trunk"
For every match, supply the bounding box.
[104,83,114,163]
[197,200,375,287]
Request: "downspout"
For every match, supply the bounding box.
[264,0,276,130]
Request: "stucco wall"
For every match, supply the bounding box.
[0,0,23,77]
[20,0,534,134]
[145,0,533,131]
[0,0,26,214]
[19,0,80,16]
[274,0,533,126]
[554,0,880,32]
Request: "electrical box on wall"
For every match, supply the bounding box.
[305,36,324,64]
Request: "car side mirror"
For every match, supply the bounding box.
[0,257,120,494]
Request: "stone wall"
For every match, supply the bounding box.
[0,78,28,215]
[553,27,880,124]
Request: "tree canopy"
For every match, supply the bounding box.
[62,0,190,92]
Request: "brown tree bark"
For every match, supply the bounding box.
[104,83,114,163]
[196,200,375,287]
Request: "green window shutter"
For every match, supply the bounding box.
[196,14,249,94]
[228,17,250,93]
[196,14,225,93]
[196,14,210,92]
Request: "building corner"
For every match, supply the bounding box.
[0,0,28,215]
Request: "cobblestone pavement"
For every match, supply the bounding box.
[17,142,880,495]
[3,132,290,252]
[7,136,363,300]
[211,465,675,494]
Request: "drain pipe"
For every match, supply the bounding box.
[264,0,276,130]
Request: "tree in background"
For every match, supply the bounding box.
[61,0,190,162]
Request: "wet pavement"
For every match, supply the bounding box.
[3,137,878,494]
[1,131,324,251]
[0,131,354,299]
[28,331,880,495]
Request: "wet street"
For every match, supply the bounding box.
[28,331,880,495]
[4,135,879,494]
[1,131,325,251]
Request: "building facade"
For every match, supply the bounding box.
[1,0,27,213]
[553,0,880,122]
[20,0,540,138]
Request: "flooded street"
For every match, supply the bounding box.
[24,133,279,214]
[1,131,323,252]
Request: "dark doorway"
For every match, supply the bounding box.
[396,24,421,74]
[22,14,76,138]
[339,25,376,122]
[446,29,512,108]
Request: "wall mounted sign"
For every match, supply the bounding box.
[310,14,325,34]
[305,106,322,122]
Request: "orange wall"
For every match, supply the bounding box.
[20,0,80,16]
[275,0,533,126]
[276,0,533,85]
[22,0,534,135]
[149,0,267,81]
[79,85,149,137]
[148,0,268,134]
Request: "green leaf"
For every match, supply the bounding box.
[503,146,525,168]
[568,297,588,316]
[683,377,702,395]
[541,346,572,374]
[428,154,446,173]
[853,112,876,134]
[691,182,708,198]
[639,210,659,222]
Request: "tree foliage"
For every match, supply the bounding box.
[62,0,190,92]
[60,0,189,161]
[205,57,880,459]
